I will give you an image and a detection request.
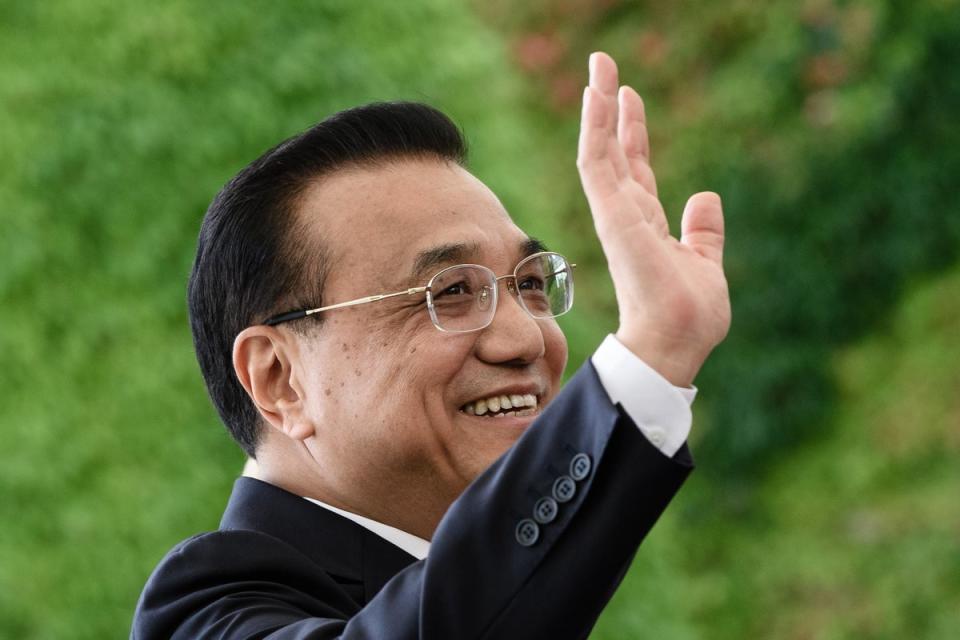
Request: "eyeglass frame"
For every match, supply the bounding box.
[262,250,576,332]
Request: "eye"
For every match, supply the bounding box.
[435,280,473,298]
[518,276,545,291]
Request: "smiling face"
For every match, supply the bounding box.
[284,158,568,533]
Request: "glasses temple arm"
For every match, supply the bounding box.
[307,287,427,314]
[264,309,310,326]
[266,286,428,326]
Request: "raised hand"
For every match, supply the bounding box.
[577,52,730,387]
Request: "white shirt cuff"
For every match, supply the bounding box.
[590,334,696,457]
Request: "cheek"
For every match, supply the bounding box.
[398,336,475,404]
[300,327,394,421]
[307,320,475,432]
[542,322,568,380]
[352,338,472,467]
[350,330,458,408]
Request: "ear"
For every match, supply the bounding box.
[233,326,314,442]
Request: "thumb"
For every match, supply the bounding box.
[680,191,725,265]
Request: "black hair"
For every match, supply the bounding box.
[187,102,468,458]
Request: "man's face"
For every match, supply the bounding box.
[289,158,568,519]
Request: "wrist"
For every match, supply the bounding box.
[614,328,704,388]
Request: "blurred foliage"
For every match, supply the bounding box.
[1,0,957,638]
[594,264,960,639]
[474,0,960,474]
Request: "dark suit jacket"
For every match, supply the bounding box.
[131,362,693,639]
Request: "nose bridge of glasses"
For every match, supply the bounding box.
[494,273,517,295]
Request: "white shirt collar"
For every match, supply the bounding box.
[302,496,431,561]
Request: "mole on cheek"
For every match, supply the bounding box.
[324,388,331,396]
[409,346,417,354]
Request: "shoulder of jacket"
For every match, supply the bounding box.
[157,528,308,571]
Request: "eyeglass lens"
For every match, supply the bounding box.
[427,253,573,332]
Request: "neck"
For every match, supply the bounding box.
[249,439,457,540]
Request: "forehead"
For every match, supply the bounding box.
[297,159,531,284]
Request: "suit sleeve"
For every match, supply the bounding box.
[132,362,693,639]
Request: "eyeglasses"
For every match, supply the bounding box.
[264,251,575,332]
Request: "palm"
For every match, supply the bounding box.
[576,52,730,386]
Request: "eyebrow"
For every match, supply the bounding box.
[520,237,549,259]
[409,236,550,283]
[410,242,482,283]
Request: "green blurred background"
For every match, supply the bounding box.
[2,0,958,637]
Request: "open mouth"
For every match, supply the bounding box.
[459,393,540,418]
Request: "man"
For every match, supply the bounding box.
[132,52,729,638]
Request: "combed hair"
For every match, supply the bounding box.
[188,102,468,458]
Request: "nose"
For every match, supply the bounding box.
[474,277,546,366]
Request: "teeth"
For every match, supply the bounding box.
[462,393,539,416]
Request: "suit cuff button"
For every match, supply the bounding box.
[569,453,592,481]
[515,519,540,547]
[533,497,558,524]
[552,475,577,503]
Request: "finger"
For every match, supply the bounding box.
[617,87,659,199]
[617,86,650,161]
[577,86,620,199]
[589,51,620,102]
[588,52,630,182]
[680,192,725,265]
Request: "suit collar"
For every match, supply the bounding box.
[302,496,431,561]
[219,477,417,602]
